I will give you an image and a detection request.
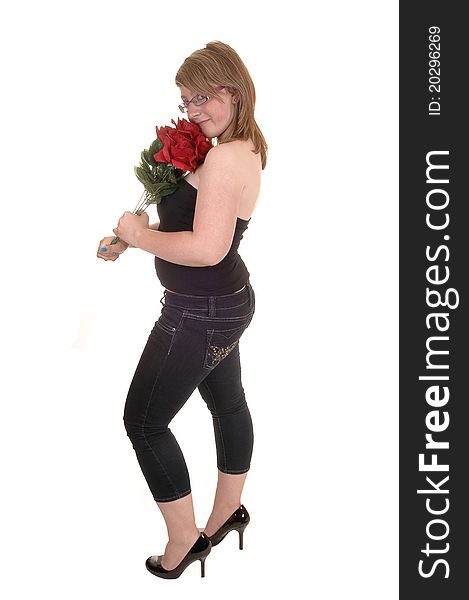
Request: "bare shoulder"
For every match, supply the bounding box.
[203,140,261,178]
[195,140,261,221]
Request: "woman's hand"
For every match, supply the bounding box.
[113,211,149,247]
[97,236,129,261]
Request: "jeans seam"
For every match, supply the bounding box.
[177,300,249,313]
[200,380,227,472]
[141,336,181,499]
[218,467,250,474]
[154,489,192,503]
[185,314,251,323]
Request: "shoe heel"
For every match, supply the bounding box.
[238,524,247,550]
[208,505,250,550]
[200,557,206,578]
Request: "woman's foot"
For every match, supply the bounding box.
[156,494,200,570]
[203,505,250,550]
[160,529,201,570]
[146,533,211,579]
[203,503,241,538]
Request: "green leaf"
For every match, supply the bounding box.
[140,150,149,164]
[134,136,187,202]
[146,139,163,166]
[134,166,154,186]
[148,137,163,155]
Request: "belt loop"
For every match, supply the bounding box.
[209,296,216,317]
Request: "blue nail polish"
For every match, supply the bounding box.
[101,247,107,252]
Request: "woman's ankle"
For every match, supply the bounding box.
[204,503,240,532]
[168,527,201,546]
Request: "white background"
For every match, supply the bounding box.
[0,1,398,598]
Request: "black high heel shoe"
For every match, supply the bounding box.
[145,532,212,579]
[207,505,250,550]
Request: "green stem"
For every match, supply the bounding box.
[110,191,147,244]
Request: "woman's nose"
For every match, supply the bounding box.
[187,104,201,118]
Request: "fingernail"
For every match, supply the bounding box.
[101,247,107,252]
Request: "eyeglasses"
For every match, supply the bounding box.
[178,94,210,113]
[178,87,226,113]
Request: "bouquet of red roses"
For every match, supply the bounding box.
[110,118,212,244]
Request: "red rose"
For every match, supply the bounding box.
[153,118,212,172]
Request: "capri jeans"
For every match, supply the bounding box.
[123,280,256,502]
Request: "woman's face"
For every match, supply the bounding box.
[179,85,237,141]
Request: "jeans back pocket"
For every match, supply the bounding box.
[203,320,251,369]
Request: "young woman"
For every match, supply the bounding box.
[97,41,267,579]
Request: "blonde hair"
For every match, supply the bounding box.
[175,41,268,170]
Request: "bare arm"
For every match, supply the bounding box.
[133,230,211,266]
[127,222,159,247]
[132,146,243,266]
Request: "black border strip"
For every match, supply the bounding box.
[400,3,467,596]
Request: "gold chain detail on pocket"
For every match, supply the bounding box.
[207,340,238,367]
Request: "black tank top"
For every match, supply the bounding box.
[154,178,251,295]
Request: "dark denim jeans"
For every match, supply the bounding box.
[123,281,255,502]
